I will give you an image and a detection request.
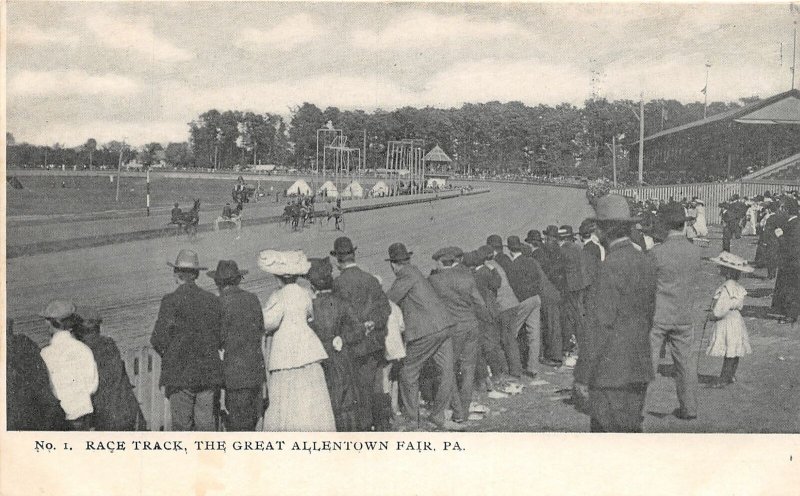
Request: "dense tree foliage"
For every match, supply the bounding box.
[6,96,755,178]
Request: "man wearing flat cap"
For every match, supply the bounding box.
[208,260,265,431]
[648,202,702,420]
[386,242,462,431]
[428,246,487,423]
[578,194,657,432]
[39,300,99,430]
[331,236,392,431]
[151,249,223,431]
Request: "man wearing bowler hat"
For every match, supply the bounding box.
[385,242,462,431]
[525,230,547,265]
[428,246,486,423]
[208,260,265,431]
[648,203,701,420]
[487,234,512,272]
[151,249,223,431]
[558,225,588,369]
[578,195,657,432]
[330,236,392,430]
[540,225,566,365]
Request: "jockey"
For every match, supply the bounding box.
[171,203,182,223]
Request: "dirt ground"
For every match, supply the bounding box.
[6,181,798,432]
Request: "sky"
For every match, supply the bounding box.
[6,1,800,146]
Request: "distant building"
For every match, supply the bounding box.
[426,173,450,189]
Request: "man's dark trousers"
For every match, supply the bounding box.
[589,383,648,433]
[399,329,455,424]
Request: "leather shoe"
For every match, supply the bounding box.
[430,417,466,431]
[672,408,697,420]
[539,358,562,367]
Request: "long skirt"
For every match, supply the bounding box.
[263,362,336,432]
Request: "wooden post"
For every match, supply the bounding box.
[612,135,618,188]
[115,142,124,202]
[638,94,645,185]
[146,168,151,216]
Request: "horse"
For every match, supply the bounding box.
[326,206,344,231]
[171,199,200,238]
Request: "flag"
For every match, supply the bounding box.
[700,85,707,95]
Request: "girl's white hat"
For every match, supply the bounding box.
[710,251,754,273]
[258,250,311,276]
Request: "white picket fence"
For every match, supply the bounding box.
[613,181,799,225]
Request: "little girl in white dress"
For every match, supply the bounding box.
[706,252,753,388]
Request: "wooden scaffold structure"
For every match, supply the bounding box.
[316,126,363,196]
[385,139,425,196]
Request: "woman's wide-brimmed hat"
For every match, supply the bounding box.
[590,194,641,222]
[39,300,77,320]
[168,249,207,270]
[710,251,754,273]
[258,250,311,276]
[207,260,248,281]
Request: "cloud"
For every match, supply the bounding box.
[9,70,142,97]
[9,22,79,46]
[12,120,189,148]
[86,15,192,63]
[351,11,535,51]
[161,58,592,119]
[235,14,328,51]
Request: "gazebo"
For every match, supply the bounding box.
[423,145,452,170]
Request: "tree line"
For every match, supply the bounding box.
[6,96,757,176]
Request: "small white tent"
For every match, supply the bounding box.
[286,179,312,196]
[341,181,364,199]
[318,180,339,198]
[371,180,390,197]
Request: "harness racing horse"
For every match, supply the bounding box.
[214,201,243,238]
[171,199,201,238]
[326,206,344,231]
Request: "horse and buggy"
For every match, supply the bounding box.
[170,199,201,238]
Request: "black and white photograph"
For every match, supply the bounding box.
[3,0,800,472]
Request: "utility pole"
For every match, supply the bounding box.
[638,93,645,185]
[703,62,711,119]
[115,140,125,202]
[792,21,797,90]
[612,135,618,188]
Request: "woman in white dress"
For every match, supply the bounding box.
[259,250,336,431]
[692,198,708,237]
[705,252,753,388]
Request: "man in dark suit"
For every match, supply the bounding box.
[207,260,265,431]
[558,225,589,368]
[487,234,512,273]
[504,236,546,377]
[525,230,547,266]
[773,196,800,324]
[540,225,565,366]
[579,195,658,433]
[331,237,392,430]
[151,250,223,431]
[386,243,462,431]
[428,246,486,423]
[73,307,146,431]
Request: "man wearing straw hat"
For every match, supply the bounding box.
[207,260,265,431]
[577,195,657,433]
[151,249,223,431]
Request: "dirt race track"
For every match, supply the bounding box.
[7,182,799,432]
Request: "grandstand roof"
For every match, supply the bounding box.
[634,89,800,145]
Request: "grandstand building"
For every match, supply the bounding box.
[630,89,800,183]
